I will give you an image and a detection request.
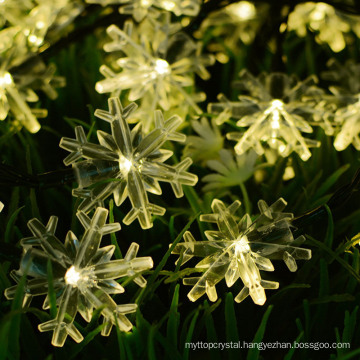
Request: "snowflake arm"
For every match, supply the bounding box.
[4,207,153,347]
[172,198,311,305]
[60,97,198,229]
[86,0,201,22]
[0,27,65,132]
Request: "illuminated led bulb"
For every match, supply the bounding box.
[154,59,170,76]
[0,72,13,88]
[161,0,176,11]
[0,201,3,212]
[119,155,133,176]
[311,3,331,21]
[64,266,81,286]
[235,236,250,254]
[230,1,256,20]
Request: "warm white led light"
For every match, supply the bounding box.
[65,266,81,286]
[230,1,256,20]
[154,59,170,75]
[235,236,250,254]
[119,155,133,176]
[161,0,175,11]
[0,72,13,88]
[36,21,46,29]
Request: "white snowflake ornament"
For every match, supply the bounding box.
[172,198,311,305]
[4,207,153,347]
[209,70,321,161]
[60,97,198,229]
[95,18,214,128]
[86,0,201,22]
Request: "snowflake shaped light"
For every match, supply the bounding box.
[0,27,64,132]
[287,2,360,53]
[172,198,311,305]
[319,60,360,151]
[4,207,153,347]
[195,1,268,63]
[332,96,360,151]
[60,97,198,229]
[209,70,321,161]
[95,17,214,127]
[86,0,201,22]
[23,0,83,49]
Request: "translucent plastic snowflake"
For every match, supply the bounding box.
[172,198,311,305]
[0,27,64,132]
[183,116,224,164]
[322,59,360,96]
[332,96,360,151]
[95,18,214,127]
[23,0,83,49]
[287,2,360,52]
[4,207,153,347]
[208,70,321,161]
[320,59,360,151]
[86,0,201,22]
[202,149,259,193]
[60,97,198,229]
[0,0,32,28]
[195,1,268,63]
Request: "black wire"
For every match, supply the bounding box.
[0,163,75,188]
[292,168,360,233]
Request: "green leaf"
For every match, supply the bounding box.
[167,284,180,348]
[4,206,24,244]
[182,308,200,360]
[136,212,199,305]
[109,199,122,259]
[313,164,350,201]
[69,324,105,359]
[46,259,57,319]
[247,305,273,360]
[225,293,239,360]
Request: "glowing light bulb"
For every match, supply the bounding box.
[141,0,151,6]
[119,155,133,176]
[65,266,81,286]
[279,144,286,153]
[154,59,170,75]
[36,21,45,29]
[311,3,332,21]
[271,111,280,129]
[230,1,256,20]
[161,0,175,11]
[235,236,250,254]
[0,72,13,88]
